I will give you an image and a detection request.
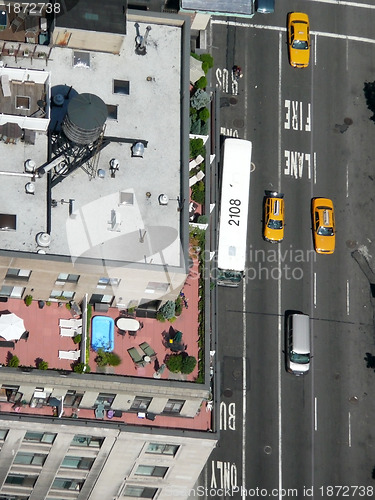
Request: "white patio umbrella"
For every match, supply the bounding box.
[0,313,25,341]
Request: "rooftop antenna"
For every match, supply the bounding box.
[135,25,151,55]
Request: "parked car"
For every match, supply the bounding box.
[256,0,275,14]
[312,197,335,254]
[263,191,284,243]
[287,12,310,68]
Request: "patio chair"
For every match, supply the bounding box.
[139,342,156,360]
[189,154,204,171]
[95,404,105,419]
[60,327,75,337]
[127,347,145,366]
[58,350,80,360]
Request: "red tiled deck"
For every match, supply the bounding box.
[0,257,201,381]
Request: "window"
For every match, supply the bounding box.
[61,456,94,470]
[0,429,8,440]
[95,393,115,407]
[71,435,104,448]
[145,282,169,294]
[55,273,80,284]
[163,399,184,414]
[73,50,90,68]
[135,465,168,478]
[89,293,113,304]
[24,432,56,444]
[5,268,31,281]
[14,453,46,466]
[64,390,83,407]
[0,286,25,298]
[15,96,30,110]
[50,290,75,300]
[106,104,118,120]
[130,397,152,411]
[5,475,37,487]
[97,277,120,289]
[113,79,129,95]
[123,486,158,498]
[146,443,179,456]
[52,478,83,491]
[0,495,30,500]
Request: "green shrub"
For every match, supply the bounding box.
[73,334,82,344]
[65,302,71,310]
[181,355,197,374]
[200,120,209,135]
[8,355,19,368]
[156,311,166,322]
[168,316,177,323]
[73,362,91,374]
[175,296,183,316]
[165,353,183,373]
[158,300,176,320]
[190,52,200,61]
[195,76,207,89]
[190,138,205,159]
[191,181,205,205]
[95,349,122,367]
[38,360,48,370]
[46,301,51,306]
[107,352,122,366]
[199,107,210,122]
[197,215,209,224]
[201,61,209,74]
[199,53,214,68]
[24,295,32,306]
[190,119,202,135]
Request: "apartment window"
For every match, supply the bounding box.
[5,268,31,281]
[163,399,184,414]
[113,79,129,95]
[97,277,120,288]
[52,478,83,491]
[123,486,158,498]
[145,282,169,294]
[24,431,56,444]
[5,475,37,487]
[15,96,30,110]
[0,286,24,298]
[14,452,46,466]
[0,496,29,500]
[64,390,83,407]
[106,104,118,120]
[0,429,8,440]
[61,456,94,470]
[130,396,152,411]
[135,465,168,478]
[71,435,104,448]
[95,393,115,407]
[50,290,75,300]
[55,273,80,284]
[146,443,179,456]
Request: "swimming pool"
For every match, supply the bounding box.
[91,316,115,352]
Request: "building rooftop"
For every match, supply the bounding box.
[180,0,255,16]
[0,16,185,268]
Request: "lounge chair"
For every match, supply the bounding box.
[95,404,105,419]
[127,347,145,366]
[139,342,156,360]
[189,170,205,187]
[58,350,80,360]
[59,318,82,328]
[189,154,204,171]
[60,327,75,337]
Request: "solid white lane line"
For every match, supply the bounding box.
[313,272,317,308]
[346,163,349,197]
[314,33,317,66]
[348,412,352,447]
[308,0,375,9]
[212,20,375,45]
[346,280,350,315]
[278,31,283,500]
[314,397,318,431]
[242,279,247,499]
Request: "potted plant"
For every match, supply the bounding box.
[23,49,30,58]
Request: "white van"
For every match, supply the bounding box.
[286,313,311,375]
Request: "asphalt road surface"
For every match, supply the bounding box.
[194,1,375,499]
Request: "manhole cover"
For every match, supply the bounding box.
[223,388,233,398]
[346,240,358,249]
[233,119,244,128]
[344,117,353,125]
[232,369,242,380]
[229,97,238,105]
[264,446,272,455]
[349,396,359,404]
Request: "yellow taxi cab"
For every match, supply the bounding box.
[312,198,335,254]
[287,12,310,68]
[263,191,284,243]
